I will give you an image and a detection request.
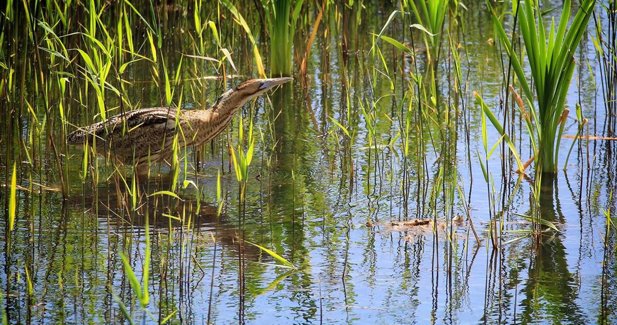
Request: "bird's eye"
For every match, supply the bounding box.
[258,82,268,90]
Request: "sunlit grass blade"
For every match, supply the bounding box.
[24,266,33,296]
[245,240,296,269]
[120,221,150,310]
[220,0,265,77]
[8,162,17,232]
[216,169,224,216]
[149,191,182,200]
[112,291,135,325]
[162,213,181,221]
[475,93,524,172]
[130,173,137,210]
[371,10,402,54]
[160,310,178,324]
[142,219,150,307]
[377,34,413,55]
[229,144,242,183]
[329,116,351,138]
[406,0,448,62]
[120,252,143,305]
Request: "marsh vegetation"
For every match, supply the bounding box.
[1,0,616,323]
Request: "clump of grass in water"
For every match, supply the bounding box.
[221,0,304,77]
[229,117,255,206]
[405,0,448,67]
[401,0,450,98]
[120,223,150,310]
[489,0,596,174]
[263,0,304,77]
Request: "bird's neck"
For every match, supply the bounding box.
[210,89,247,114]
[180,90,249,147]
[206,89,253,123]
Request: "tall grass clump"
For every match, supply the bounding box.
[405,0,448,67]
[490,0,595,174]
[264,0,304,76]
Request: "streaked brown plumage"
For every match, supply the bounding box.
[67,77,292,167]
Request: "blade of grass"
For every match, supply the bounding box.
[245,240,295,269]
[9,162,17,232]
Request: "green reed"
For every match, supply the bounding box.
[79,3,117,121]
[8,162,17,232]
[359,97,378,195]
[120,220,151,309]
[221,0,266,76]
[245,240,295,269]
[217,169,225,215]
[112,287,136,324]
[563,104,587,169]
[229,117,255,202]
[375,2,466,225]
[263,0,304,77]
[476,93,532,245]
[405,0,449,95]
[478,91,563,243]
[405,0,448,64]
[593,0,617,133]
[490,0,595,174]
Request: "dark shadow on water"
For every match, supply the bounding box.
[517,174,586,324]
[64,175,262,258]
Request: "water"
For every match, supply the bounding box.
[1,1,616,324]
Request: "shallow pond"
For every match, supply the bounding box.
[1,1,616,324]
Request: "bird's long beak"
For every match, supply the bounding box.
[259,77,293,90]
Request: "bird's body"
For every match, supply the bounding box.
[67,78,292,168]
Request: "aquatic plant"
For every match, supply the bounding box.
[263,0,304,76]
[594,0,617,134]
[245,240,296,269]
[121,226,151,309]
[221,0,266,76]
[405,0,449,66]
[490,0,596,174]
[8,163,17,232]
[230,117,256,202]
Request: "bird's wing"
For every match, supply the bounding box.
[106,107,178,138]
[68,107,178,145]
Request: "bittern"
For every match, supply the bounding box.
[67,77,292,171]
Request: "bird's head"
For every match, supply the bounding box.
[235,77,293,99]
[213,77,293,111]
